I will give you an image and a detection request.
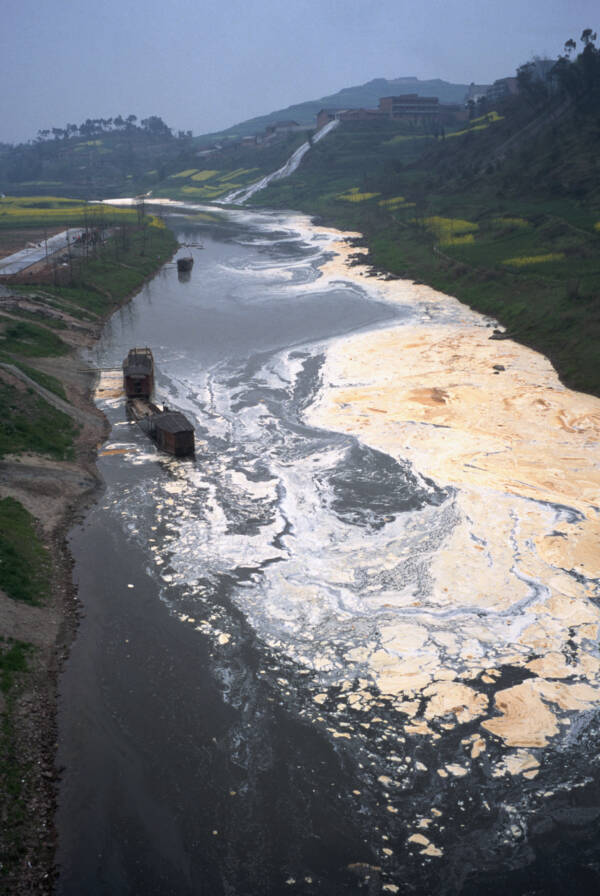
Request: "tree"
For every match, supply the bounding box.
[140,116,172,137]
[517,61,549,106]
[552,29,600,100]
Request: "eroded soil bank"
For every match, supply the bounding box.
[0,225,176,895]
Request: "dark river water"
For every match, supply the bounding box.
[56,207,600,895]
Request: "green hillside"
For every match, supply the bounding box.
[0,76,470,200]
[250,36,600,396]
[197,76,470,142]
[0,114,311,201]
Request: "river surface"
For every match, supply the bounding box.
[57,206,600,895]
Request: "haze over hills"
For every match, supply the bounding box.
[0,74,475,198]
[197,76,474,142]
[1,34,599,403]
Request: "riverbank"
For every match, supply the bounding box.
[43,202,600,893]
[0,220,177,894]
[306,230,600,764]
[244,113,600,399]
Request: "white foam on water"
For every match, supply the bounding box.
[93,206,600,872]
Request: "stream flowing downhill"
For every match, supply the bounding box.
[56,204,600,896]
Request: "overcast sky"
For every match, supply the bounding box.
[2,0,597,144]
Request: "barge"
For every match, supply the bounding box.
[122,349,195,456]
[122,347,154,398]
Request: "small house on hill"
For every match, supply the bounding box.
[149,409,195,456]
[266,120,302,134]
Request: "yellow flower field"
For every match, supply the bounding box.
[423,216,478,245]
[337,188,380,202]
[503,252,566,267]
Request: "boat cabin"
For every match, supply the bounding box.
[149,409,195,456]
[123,347,154,398]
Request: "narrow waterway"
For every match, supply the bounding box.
[57,206,600,895]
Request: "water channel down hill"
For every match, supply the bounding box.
[57,204,600,896]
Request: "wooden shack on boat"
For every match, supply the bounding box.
[123,347,154,398]
[177,256,193,272]
[149,409,195,456]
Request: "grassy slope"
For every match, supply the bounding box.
[0,498,51,605]
[0,126,308,202]
[250,103,600,396]
[197,76,469,141]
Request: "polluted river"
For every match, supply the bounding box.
[56,203,600,895]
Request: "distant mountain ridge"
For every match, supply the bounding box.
[198,76,472,143]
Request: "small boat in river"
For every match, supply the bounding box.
[177,256,194,273]
[123,348,195,456]
[122,347,154,398]
[128,399,195,457]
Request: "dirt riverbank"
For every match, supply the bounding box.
[0,349,106,894]
[0,227,176,894]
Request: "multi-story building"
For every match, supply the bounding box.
[378,94,441,120]
[486,77,519,103]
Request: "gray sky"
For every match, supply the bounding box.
[2,0,597,143]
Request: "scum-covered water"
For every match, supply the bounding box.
[56,207,600,895]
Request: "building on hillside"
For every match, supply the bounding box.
[266,120,303,135]
[338,108,387,123]
[316,109,341,129]
[486,77,518,103]
[465,82,491,105]
[378,95,441,121]
[316,107,386,128]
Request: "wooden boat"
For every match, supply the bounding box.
[122,347,154,398]
[148,407,195,456]
[177,256,194,272]
[123,348,194,455]
[128,398,195,457]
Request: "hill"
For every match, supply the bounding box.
[0,77,471,200]
[248,38,600,396]
[196,76,471,143]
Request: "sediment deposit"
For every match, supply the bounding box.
[306,235,600,761]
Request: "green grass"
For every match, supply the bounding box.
[153,134,306,201]
[0,320,68,358]
[0,379,78,460]
[0,636,34,877]
[0,498,51,605]
[0,195,137,230]
[0,220,175,466]
[3,309,67,331]
[41,222,177,317]
[251,110,600,397]
[14,363,67,399]
[0,639,32,692]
